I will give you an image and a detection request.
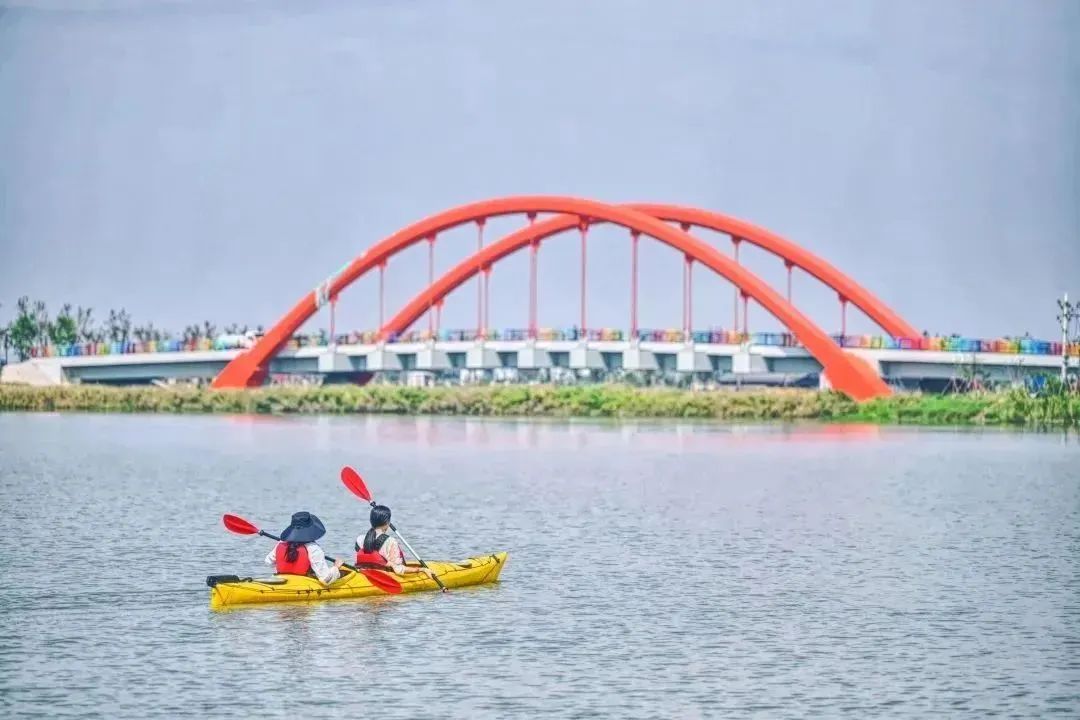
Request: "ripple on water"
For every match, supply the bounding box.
[0,414,1077,719]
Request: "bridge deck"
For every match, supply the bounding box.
[3,340,1071,387]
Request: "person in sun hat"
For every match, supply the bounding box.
[264,511,344,585]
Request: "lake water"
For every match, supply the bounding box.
[0,413,1077,718]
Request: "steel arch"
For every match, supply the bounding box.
[378,204,916,339]
[214,197,890,399]
[213,198,911,391]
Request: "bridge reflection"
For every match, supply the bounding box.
[221,415,886,452]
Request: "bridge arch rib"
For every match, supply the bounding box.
[214,196,891,400]
[628,204,917,339]
[380,205,916,339]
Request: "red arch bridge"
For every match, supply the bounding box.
[213,196,919,400]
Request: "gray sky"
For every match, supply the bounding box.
[1,0,1077,339]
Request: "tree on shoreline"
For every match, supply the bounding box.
[48,303,78,347]
[32,300,49,348]
[8,297,38,360]
[106,308,132,344]
[75,306,99,343]
[133,322,168,343]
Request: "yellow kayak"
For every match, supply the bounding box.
[208,552,508,609]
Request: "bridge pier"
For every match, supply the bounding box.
[317,350,353,373]
[417,344,449,372]
[517,342,551,370]
[732,348,769,375]
[623,346,658,372]
[569,343,603,371]
[365,347,402,372]
[677,346,711,374]
[466,344,498,370]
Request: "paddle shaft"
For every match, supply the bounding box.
[382,515,447,591]
[389,523,431,571]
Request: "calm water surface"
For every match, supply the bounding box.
[0,414,1077,718]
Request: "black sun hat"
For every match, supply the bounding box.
[280,511,326,544]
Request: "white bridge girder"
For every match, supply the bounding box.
[1,340,1069,386]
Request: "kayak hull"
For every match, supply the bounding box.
[209,552,507,609]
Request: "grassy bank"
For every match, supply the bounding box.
[1,383,1077,427]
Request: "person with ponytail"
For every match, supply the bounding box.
[264,511,344,585]
[354,505,434,578]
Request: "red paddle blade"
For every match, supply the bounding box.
[340,466,372,502]
[222,514,260,535]
[360,569,403,594]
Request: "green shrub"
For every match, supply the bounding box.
[0,384,1076,426]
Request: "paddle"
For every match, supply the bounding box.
[221,513,402,594]
[340,466,449,592]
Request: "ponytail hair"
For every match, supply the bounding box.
[361,528,378,553]
[362,505,392,553]
[284,541,302,562]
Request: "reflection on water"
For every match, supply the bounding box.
[0,413,1077,719]
[217,414,1079,454]
[224,414,895,450]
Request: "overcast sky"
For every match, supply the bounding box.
[1,0,1077,339]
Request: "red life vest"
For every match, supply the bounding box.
[355,533,402,568]
[275,542,311,575]
[355,549,387,567]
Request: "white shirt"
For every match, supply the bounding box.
[356,533,407,574]
[265,542,341,585]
